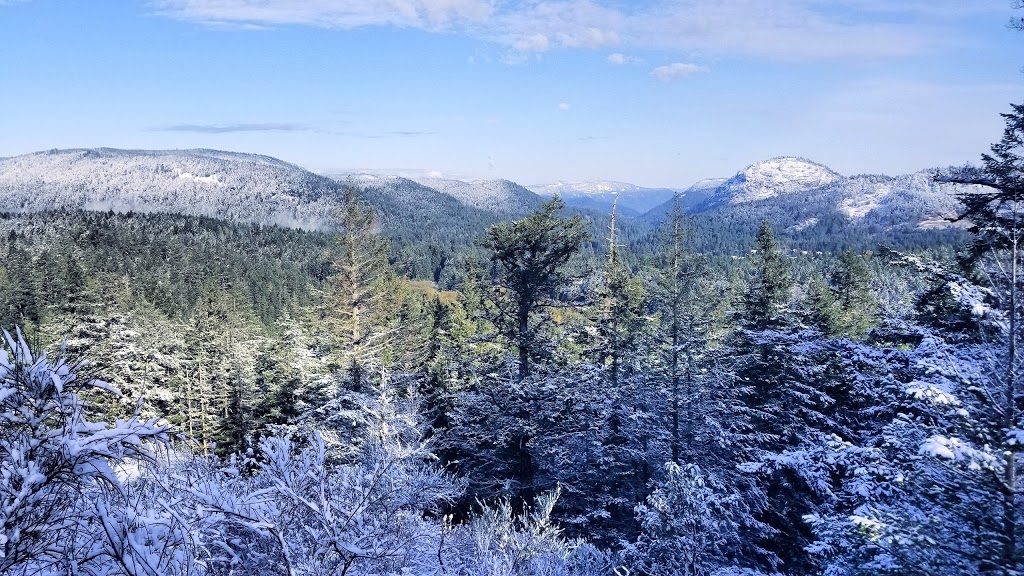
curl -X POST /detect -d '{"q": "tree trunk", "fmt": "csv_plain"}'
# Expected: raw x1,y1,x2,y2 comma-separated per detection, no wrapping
1005,233,1019,569
671,310,681,463
517,299,531,380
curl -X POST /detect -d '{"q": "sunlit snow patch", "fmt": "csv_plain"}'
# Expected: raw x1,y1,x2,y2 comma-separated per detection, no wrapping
175,170,222,185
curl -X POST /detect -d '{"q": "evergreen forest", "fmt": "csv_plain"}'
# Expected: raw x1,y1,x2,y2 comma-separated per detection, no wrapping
4,100,1024,576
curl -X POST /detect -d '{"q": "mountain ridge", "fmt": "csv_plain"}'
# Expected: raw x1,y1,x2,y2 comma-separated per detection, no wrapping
641,157,970,252
0,147,975,254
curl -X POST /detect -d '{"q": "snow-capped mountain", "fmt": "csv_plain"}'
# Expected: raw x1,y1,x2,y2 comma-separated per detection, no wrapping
702,157,843,207
527,180,676,214
648,157,963,223
643,157,971,251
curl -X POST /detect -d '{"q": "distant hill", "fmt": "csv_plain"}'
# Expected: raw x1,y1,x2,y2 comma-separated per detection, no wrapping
0,148,343,228
643,157,972,252
409,177,542,216
0,148,544,231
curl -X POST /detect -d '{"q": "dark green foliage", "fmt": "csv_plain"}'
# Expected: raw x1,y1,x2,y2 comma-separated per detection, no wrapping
2,244,39,329
810,250,878,339
479,197,590,380
743,220,794,329
0,209,332,326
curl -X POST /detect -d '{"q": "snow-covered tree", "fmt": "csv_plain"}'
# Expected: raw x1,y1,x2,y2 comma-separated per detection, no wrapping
447,487,617,576
175,380,462,576
802,324,1007,575
321,186,406,376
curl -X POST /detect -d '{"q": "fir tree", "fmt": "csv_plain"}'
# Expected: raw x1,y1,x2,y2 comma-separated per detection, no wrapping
743,220,794,330
809,251,878,340
478,196,589,380
322,187,404,375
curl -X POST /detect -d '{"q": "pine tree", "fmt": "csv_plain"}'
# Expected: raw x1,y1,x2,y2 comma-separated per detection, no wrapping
935,101,1024,571
811,250,877,339
322,186,404,376
628,463,740,576
594,197,647,388
652,194,722,466
727,222,834,572
478,196,589,380
743,220,794,330
181,282,262,453
3,246,39,330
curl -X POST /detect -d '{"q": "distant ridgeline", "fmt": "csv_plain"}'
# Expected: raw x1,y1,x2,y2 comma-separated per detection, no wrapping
0,149,972,269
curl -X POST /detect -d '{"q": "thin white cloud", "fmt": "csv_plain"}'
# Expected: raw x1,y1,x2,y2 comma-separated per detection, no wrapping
152,0,1001,62
556,27,618,48
607,53,626,65
558,102,571,111
152,0,492,30
154,122,313,133
651,63,707,81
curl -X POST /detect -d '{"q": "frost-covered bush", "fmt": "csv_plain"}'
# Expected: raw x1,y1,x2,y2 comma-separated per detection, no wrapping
171,386,464,576
0,329,175,574
445,488,619,576
0,330,615,576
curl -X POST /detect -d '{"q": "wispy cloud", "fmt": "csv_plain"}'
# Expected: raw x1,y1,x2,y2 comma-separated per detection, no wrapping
348,130,437,139
152,0,492,30
151,0,998,62
154,122,313,133
558,102,571,111
651,63,707,81
607,53,626,65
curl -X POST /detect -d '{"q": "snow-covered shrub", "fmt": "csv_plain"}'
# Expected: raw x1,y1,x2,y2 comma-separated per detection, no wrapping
446,487,619,576
176,385,463,576
0,329,174,574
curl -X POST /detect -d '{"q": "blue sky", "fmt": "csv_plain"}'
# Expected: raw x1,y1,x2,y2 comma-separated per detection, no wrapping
1,0,1022,187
